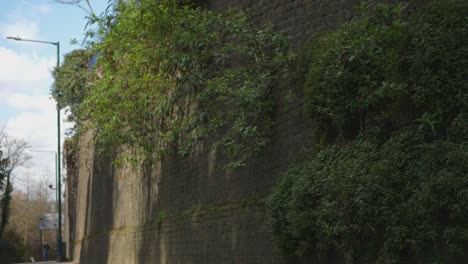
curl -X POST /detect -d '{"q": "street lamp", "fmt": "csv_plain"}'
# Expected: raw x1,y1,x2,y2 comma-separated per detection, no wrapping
8,36,64,261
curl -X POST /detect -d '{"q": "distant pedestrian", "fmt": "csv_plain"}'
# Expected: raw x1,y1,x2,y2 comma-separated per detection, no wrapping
41,241,50,261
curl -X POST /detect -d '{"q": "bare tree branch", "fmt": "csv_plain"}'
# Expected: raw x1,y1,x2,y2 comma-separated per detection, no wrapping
2,137,31,173
0,128,31,191
53,0,97,17
84,0,96,17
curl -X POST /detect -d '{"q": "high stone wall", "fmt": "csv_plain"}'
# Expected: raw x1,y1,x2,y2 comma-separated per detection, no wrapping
66,1,425,263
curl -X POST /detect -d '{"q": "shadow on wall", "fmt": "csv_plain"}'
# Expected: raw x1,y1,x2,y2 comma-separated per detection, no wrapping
134,138,289,264
79,144,115,264
136,155,169,264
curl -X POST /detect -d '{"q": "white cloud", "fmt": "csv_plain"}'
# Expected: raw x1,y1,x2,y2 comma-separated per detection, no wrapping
0,0,73,193
2,0,52,24
0,1,53,50
5,94,54,112
6,99,56,148
0,47,54,95
4,95,73,151
3,102,72,192
34,3,53,15
0,20,40,41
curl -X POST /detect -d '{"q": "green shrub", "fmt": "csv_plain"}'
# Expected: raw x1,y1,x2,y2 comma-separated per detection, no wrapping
303,0,467,144
271,0,468,262
271,133,467,263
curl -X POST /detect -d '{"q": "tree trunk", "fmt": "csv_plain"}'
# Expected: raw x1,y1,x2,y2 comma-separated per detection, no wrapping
0,174,13,238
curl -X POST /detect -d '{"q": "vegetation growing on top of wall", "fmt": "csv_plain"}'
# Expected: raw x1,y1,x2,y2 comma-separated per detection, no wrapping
52,49,90,128
270,0,467,262
66,0,292,167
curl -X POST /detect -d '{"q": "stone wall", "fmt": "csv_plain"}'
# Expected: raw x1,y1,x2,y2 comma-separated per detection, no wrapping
66,1,423,263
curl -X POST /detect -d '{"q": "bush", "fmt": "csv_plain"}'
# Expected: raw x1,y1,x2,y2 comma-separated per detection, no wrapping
271,134,467,263
303,0,467,144
270,1,468,262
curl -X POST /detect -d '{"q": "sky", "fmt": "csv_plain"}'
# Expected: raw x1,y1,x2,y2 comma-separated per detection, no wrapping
0,0,108,192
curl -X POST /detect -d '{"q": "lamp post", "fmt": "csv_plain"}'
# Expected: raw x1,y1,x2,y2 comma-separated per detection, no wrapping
7,36,64,261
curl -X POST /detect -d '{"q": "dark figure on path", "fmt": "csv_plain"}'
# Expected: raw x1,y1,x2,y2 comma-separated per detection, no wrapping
41,241,50,261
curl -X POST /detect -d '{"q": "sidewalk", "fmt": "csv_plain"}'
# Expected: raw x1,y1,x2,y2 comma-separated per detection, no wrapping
13,261,75,264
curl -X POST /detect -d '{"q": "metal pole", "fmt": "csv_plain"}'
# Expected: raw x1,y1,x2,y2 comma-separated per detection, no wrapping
56,41,64,261
55,148,59,260
55,152,58,214
55,153,58,219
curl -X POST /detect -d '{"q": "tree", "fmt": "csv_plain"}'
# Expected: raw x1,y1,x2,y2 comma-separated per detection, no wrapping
0,177,12,238
5,172,55,261
0,150,8,192
0,127,30,238
0,126,9,191
0,149,9,238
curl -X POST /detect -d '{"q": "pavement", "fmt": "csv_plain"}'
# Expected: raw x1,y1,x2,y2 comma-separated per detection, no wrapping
13,261,75,264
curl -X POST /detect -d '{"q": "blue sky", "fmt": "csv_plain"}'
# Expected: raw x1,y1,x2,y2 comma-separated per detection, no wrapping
0,0,108,190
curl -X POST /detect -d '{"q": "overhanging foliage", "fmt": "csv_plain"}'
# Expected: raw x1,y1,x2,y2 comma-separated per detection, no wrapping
52,49,90,126
80,0,292,166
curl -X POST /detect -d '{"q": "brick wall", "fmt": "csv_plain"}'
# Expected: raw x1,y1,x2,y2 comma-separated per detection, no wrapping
67,1,423,263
